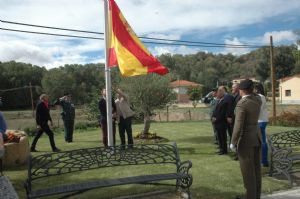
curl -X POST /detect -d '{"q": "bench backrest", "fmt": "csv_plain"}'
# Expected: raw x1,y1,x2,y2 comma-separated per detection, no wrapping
269,130,300,149
28,143,180,182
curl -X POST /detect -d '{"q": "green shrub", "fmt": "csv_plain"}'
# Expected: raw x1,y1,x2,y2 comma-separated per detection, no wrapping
75,121,99,130
24,126,64,136
23,126,37,136
269,111,300,127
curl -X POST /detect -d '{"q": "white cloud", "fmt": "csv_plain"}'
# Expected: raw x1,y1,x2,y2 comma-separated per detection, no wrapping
222,37,250,55
150,45,199,55
262,30,299,44
145,33,181,40
0,32,104,68
118,0,300,33
0,0,299,68
220,30,300,55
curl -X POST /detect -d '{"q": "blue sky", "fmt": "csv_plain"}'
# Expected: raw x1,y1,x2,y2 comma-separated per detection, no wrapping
0,0,299,69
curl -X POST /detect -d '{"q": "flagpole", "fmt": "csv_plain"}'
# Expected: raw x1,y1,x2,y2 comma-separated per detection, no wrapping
104,0,114,147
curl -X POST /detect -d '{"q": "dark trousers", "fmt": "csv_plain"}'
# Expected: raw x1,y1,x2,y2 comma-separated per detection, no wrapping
31,123,57,151
227,123,233,144
118,116,134,148
216,124,227,153
211,119,218,142
238,146,261,199
100,120,116,147
63,119,74,142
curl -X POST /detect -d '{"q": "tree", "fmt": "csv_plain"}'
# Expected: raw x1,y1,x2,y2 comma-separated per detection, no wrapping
42,68,75,102
0,61,45,109
120,74,175,136
256,46,296,82
187,86,203,108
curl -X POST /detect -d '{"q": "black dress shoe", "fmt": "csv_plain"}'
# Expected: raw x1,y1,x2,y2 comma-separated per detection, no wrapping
235,196,244,199
218,152,225,155
30,148,38,152
52,148,61,152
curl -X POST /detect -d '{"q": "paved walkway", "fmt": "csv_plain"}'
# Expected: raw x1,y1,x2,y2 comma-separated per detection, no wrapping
262,187,300,199
0,176,19,199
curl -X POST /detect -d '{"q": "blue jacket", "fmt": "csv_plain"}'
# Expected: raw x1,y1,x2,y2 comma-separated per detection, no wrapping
0,112,7,134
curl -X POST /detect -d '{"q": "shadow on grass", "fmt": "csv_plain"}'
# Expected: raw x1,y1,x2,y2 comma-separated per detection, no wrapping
177,136,214,144
178,147,196,154
2,165,27,172
191,185,240,199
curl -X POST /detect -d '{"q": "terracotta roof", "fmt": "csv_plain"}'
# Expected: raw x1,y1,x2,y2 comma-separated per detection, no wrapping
170,80,201,88
280,74,300,83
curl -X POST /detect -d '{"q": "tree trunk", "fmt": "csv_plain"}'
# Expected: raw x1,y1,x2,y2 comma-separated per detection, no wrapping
192,101,198,108
142,113,151,138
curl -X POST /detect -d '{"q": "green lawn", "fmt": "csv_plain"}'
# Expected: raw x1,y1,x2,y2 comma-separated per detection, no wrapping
4,121,298,199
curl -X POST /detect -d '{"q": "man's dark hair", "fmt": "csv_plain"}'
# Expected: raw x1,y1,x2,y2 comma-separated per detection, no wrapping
254,83,265,96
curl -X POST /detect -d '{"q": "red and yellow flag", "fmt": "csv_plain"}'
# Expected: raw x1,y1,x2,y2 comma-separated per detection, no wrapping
108,0,169,77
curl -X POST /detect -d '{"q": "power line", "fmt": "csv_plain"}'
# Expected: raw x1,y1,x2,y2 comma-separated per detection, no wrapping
0,19,103,35
0,27,104,40
143,40,262,48
0,85,41,93
0,27,265,49
0,19,266,48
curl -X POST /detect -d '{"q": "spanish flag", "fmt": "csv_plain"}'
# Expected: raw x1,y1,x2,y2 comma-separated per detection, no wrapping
108,0,169,76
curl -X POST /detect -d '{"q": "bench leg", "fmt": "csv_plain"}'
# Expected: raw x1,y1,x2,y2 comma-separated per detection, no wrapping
176,175,192,199
282,171,293,187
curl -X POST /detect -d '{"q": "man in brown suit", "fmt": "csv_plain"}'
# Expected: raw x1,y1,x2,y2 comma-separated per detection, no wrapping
230,79,262,199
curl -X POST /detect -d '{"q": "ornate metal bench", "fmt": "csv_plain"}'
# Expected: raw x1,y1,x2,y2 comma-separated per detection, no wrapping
268,130,300,186
24,143,192,199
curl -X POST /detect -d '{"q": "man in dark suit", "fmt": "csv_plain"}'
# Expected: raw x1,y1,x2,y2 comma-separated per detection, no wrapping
232,83,242,109
230,79,262,199
220,86,235,143
212,87,229,155
98,88,117,147
30,94,60,152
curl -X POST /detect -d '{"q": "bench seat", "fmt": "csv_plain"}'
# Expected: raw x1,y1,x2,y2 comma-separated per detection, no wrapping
29,173,187,198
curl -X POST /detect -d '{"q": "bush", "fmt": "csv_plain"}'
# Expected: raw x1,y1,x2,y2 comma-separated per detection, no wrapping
75,121,99,130
23,126,37,136
269,111,300,127
24,126,64,136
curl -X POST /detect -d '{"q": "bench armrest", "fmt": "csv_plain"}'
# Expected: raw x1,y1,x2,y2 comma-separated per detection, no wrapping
178,160,192,175
271,147,293,173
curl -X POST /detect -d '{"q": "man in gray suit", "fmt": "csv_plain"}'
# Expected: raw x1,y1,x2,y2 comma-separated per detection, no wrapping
230,79,262,199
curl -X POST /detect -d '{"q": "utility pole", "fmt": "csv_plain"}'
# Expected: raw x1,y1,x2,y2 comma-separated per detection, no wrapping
29,82,35,118
270,36,276,123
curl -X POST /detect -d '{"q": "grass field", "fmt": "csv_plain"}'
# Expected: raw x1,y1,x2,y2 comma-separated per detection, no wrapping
4,121,298,199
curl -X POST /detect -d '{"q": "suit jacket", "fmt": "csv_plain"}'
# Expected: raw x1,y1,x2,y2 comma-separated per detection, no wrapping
98,97,116,122
233,93,241,111
212,97,228,128
231,94,262,148
224,93,234,119
115,94,134,120
36,101,52,125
